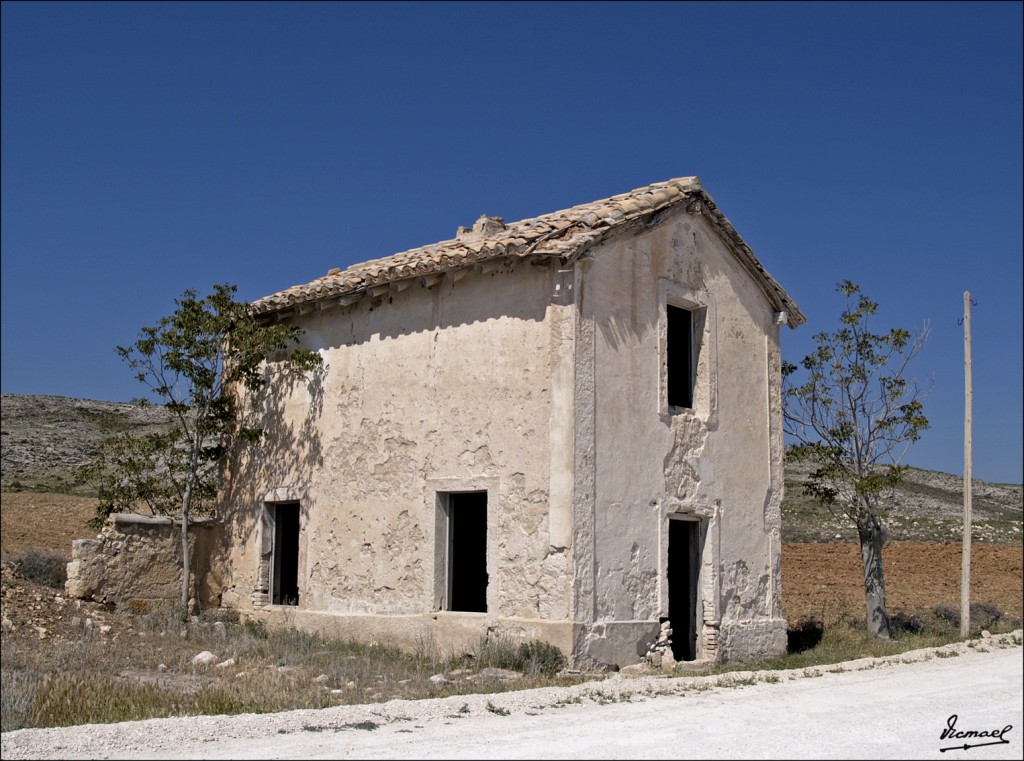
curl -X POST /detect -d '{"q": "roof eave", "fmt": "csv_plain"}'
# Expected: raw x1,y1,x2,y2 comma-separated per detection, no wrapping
688,188,806,329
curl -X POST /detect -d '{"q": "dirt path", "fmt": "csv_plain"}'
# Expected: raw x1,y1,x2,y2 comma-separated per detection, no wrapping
3,633,1021,760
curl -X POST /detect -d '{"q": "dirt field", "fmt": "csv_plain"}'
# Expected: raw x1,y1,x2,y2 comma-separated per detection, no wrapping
2,491,1022,627
0,491,98,559
782,542,1022,623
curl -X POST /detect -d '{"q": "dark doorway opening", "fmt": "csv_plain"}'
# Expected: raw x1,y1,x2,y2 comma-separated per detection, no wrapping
668,519,699,661
272,502,300,606
447,491,488,612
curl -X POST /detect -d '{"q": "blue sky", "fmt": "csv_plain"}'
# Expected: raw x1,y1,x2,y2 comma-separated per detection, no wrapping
2,1,1021,483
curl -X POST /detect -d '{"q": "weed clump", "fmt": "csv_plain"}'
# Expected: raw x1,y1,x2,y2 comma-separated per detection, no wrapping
888,611,924,636
485,700,510,716
920,602,1020,635
786,617,824,654
12,550,68,589
463,635,567,676
517,640,567,676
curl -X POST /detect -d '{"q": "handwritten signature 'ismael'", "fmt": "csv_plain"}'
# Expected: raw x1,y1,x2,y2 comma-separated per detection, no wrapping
940,714,1013,752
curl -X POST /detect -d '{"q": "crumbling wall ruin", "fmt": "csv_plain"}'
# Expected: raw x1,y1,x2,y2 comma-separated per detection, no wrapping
65,514,223,611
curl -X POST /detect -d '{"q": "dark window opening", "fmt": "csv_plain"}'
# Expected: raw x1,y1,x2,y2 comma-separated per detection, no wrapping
668,519,699,661
272,502,300,606
447,491,488,612
667,304,695,409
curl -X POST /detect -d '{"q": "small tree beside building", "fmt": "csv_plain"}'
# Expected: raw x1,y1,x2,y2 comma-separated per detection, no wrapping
84,283,321,610
782,280,929,639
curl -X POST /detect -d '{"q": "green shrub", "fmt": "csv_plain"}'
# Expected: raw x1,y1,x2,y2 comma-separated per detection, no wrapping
889,610,924,636
517,640,567,676
466,636,567,676
923,602,1020,635
242,617,269,639
468,634,521,671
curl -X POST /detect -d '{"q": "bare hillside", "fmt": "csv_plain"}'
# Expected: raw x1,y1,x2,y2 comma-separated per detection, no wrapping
783,459,1022,543
0,394,173,495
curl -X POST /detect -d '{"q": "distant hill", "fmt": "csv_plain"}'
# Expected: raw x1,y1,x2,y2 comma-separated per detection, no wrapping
1,394,173,495
1,393,1020,543
783,459,1021,544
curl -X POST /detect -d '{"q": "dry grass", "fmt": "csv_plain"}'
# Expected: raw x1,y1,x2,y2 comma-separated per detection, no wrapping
5,550,68,590
0,608,574,732
4,601,1019,732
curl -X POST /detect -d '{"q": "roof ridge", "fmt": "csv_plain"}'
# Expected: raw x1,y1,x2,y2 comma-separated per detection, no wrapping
253,177,703,313
342,175,701,269
252,176,805,328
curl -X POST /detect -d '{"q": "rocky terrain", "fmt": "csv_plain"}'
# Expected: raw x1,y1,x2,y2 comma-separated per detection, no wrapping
2,393,1020,543
1,394,173,496
783,459,1022,543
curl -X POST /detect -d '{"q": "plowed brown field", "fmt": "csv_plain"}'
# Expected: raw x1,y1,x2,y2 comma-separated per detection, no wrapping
782,542,1022,623
0,491,97,558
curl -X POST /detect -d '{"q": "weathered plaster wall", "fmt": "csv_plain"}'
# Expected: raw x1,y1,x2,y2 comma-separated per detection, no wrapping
578,209,787,665
217,262,575,652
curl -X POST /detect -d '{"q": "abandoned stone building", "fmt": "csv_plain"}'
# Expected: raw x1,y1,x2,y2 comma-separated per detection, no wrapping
212,176,806,668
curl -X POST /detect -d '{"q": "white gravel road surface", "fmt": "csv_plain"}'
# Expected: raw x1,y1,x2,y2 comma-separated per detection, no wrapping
3,633,1022,760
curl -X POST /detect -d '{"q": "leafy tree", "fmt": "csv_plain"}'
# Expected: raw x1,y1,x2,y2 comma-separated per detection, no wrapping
84,284,321,609
782,281,929,639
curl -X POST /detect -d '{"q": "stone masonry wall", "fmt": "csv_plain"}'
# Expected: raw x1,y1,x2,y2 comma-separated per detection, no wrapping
65,514,223,610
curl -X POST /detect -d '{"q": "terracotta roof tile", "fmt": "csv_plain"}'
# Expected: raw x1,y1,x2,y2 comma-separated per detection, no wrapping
253,176,805,327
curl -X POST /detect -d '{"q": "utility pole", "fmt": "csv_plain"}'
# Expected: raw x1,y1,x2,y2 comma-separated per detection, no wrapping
961,291,973,639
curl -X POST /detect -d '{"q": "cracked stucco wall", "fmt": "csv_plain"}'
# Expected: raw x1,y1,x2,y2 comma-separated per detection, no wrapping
577,210,787,665
217,262,575,651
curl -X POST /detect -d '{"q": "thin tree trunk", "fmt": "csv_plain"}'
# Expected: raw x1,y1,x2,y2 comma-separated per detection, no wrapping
180,436,202,612
856,504,890,639
180,484,191,611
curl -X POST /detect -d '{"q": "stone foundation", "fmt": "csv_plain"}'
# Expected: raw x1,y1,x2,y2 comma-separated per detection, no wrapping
574,620,663,669
717,617,788,662
246,607,582,661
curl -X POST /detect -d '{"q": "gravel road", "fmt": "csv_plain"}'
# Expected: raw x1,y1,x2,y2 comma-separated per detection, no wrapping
4,633,1022,760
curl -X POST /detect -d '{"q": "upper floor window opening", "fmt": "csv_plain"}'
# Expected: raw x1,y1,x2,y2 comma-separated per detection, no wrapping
667,303,699,410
